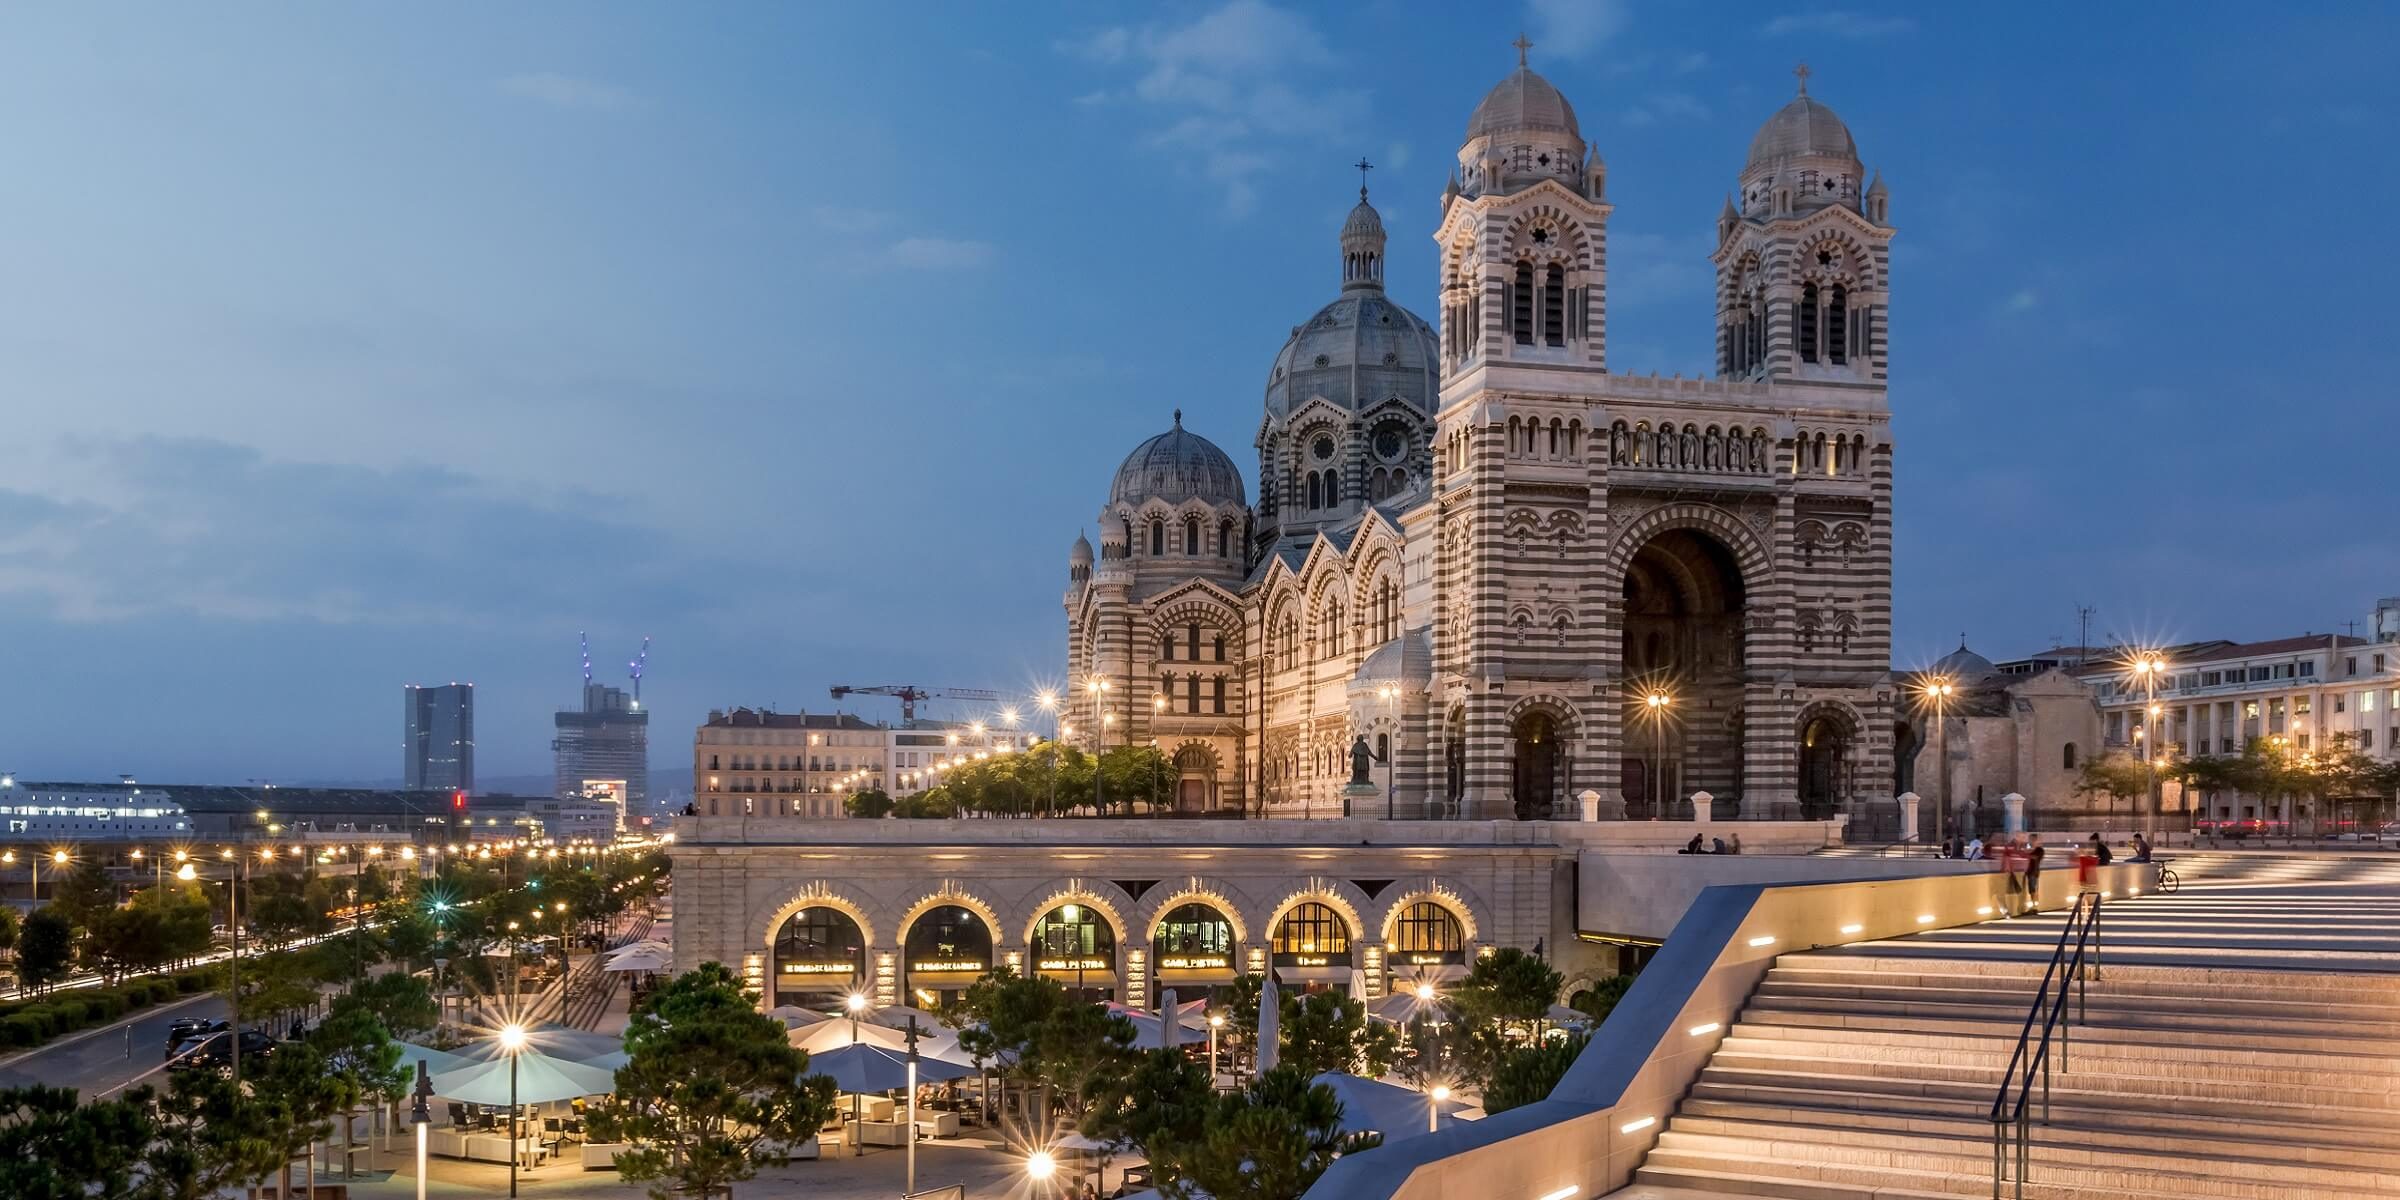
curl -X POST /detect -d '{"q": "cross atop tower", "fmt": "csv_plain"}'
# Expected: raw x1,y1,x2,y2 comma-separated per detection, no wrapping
1353,156,1373,200
1512,33,1533,67
1794,61,1812,96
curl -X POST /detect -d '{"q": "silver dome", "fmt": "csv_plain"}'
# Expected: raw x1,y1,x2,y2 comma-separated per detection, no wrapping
1466,66,1580,141
1264,293,1438,419
1109,413,1246,508
1745,95,1858,171
1929,642,2000,681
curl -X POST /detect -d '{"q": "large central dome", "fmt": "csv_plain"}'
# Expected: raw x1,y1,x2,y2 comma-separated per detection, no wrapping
1262,292,1438,419
1109,413,1245,508
1745,95,1858,171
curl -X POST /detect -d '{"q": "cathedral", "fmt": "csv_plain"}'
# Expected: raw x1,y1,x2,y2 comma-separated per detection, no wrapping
1064,52,1898,823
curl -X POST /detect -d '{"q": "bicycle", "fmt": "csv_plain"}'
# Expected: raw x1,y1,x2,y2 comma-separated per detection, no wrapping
2151,859,2179,894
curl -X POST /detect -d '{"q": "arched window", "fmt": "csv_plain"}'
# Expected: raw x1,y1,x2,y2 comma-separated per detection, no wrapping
1272,901,1352,962
1542,265,1565,345
1186,623,1202,660
1211,675,1226,713
1149,520,1164,556
1212,635,1226,662
1154,902,1234,959
1511,262,1534,344
1185,673,1200,714
1390,901,1465,962
1375,732,1389,761
1219,519,1235,557
1798,282,1821,363
1306,473,1322,510
1184,517,1201,556
772,906,865,1006
2063,742,2079,770
1323,468,1340,505
1161,632,1175,661
1827,284,1849,365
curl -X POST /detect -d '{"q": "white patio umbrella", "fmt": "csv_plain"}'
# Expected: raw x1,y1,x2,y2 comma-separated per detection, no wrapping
604,944,672,973
791,1015,973,1066
1158,988,1182,1051
1255,971,1280,1073
1309,1072,1472,1142
393,1041,474,1077
801,1042,975,1092
430,1054,617,1106
767,1005,832,1029
447,1024,630,1071
863,1004,944,1031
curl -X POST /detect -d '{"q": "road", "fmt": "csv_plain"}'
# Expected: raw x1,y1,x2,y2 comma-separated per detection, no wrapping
0,991,226,1098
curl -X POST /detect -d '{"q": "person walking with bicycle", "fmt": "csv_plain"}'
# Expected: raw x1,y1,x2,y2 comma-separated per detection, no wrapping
2023,834,2047,915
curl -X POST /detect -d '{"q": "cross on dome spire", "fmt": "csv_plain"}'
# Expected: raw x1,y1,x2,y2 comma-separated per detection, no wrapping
1172,408,1183,428
1353,156,1373,200
1794,61,1812,96
1512,33,1533,67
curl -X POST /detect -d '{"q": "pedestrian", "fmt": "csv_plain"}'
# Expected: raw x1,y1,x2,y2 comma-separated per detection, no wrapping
1964,834,1985,861
2090,833,2113,866
1998,837,2026,915
2024,834,2046,913
2131,831,2153,863
1727,832,1743,855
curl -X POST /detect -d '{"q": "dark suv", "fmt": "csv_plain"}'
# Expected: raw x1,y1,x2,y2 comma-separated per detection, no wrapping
164,1018,229,1058
167,1030,277,1072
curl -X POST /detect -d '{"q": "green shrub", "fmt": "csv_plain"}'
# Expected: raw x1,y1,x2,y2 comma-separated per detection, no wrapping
0,1013,44,1047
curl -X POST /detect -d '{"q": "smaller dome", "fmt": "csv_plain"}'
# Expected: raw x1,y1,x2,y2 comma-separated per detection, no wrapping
1929,642,1999,682
1745,95,1857,172
1109,412,1245,508
1467,67,1579,141
1070,532,1093,564
1348,626,1434,697
1341,197,1383,240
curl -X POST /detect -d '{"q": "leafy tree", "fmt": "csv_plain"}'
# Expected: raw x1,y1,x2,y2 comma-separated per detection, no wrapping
842,788,895,819
2073,750,2152,811
136,882,216,967
892,790,957,819
1150,1066,1379,1200
330,971,439,1040
1484,1031,1589,1114
1568,973,1636,1022
84,902,173,983
1081,1046,1213,1156
380,910,439,969
589,962,836,1200
0,906,20,955
1220,972,1266,1063
249,1037,343,1200
1454,946,1564,1028
50,859,118,931
1277,989,1398,1078
306,1009,406,1180
954,968,1136,1129
15,908,75,994
0,1084,153,1197
133,1071,287,1200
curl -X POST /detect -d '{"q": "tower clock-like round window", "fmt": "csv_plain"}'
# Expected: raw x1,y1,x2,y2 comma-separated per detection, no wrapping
1373,426,1405,462
1312,435,1336,461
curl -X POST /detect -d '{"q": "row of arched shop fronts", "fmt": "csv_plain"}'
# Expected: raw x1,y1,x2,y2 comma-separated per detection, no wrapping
758,891,1479,1012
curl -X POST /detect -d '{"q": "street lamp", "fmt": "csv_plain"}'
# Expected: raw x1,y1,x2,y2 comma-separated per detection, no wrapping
1429,1083,1452,1133
1038,691,1062,816
1643,691,1674,817
1920,677,1957,845
410,1061,434,1200
2129,652,2168,839
844,992,871,1154
1208,1012,1226,1081
498,1023,527,1198
1026,1149,1059,1188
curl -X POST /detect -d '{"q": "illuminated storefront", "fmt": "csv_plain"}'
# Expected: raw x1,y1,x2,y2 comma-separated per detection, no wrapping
904,904,994,1009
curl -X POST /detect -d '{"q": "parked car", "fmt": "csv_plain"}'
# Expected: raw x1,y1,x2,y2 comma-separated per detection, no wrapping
166,1029,277,1072
164,1017,228,1058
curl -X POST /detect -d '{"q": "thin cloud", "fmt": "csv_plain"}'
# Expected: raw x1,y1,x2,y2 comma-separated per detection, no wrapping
1760,11,1917,38
889,237,996,270
2003,288,2040,313
1056,0,1365,217
1527,0,1629,57
499,72,640,112
1621,91,1711,127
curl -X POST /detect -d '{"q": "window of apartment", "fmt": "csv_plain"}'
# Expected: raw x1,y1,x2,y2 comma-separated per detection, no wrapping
2202,671,2222,686
2298,696,2313,715
2249,667,2270,681
2333,695,2345,713
2363,691,2377,713
2269,699,2285,718
2297,733,2312,751
2300,661,2315,677
2244,701,2260,719
2346,656,2360,676
2361,729,2376,749
2377,654,2389,672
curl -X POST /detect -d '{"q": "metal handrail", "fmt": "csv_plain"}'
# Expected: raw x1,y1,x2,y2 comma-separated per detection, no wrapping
1989,891,2102,1200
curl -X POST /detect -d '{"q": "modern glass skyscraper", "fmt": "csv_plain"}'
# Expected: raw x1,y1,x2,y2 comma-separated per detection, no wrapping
403,683,475,792
554,682,648,808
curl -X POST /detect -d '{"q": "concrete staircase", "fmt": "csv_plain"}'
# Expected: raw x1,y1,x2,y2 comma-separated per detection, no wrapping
1612,878,2400,1199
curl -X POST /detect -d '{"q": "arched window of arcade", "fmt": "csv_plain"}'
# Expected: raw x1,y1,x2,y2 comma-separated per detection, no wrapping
904,904,993,1010
1386,900,1468,985
1272,901,1354,986
1031,902,1117,1002
770,907,865,1009
1153,902,1239,1000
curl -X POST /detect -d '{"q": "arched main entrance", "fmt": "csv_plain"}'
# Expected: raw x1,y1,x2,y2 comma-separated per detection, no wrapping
1386,899,1468,987
1798,714,1851,820
902,905,993,1009
1031,903,1117,1002
770,906,865,1009
1511,711,1562,820
1173,745,1219,814
1622,528,1748,812
1271,901,1355,990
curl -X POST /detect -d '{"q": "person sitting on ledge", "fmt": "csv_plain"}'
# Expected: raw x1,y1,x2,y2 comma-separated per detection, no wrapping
1681,833,1704,854
1710,836,1729,855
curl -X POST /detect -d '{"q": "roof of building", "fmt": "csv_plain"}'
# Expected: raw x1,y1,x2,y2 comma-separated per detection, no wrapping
1929,642,2000,681
1746,93,1859,171
702,709,884,730
1467,65,1579,141
1109,412,1246,508
2169,633,2369,665
1264,290,1437,420
2,782,464,815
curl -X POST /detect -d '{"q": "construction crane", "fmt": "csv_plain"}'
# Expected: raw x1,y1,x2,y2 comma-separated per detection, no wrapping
828,684,1003,722
629,636,651,704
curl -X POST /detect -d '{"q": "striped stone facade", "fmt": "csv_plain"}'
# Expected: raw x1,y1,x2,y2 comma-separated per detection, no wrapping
1064,59,1897,825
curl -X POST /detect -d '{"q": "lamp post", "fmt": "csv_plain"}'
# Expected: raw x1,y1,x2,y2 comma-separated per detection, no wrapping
1428,1083,1451,1134
498,1023,527,1198
1038,692,1061,816
1922,677,1956,845
2131,652,2166,840
1643,691,1672,818
1026,1149,1059,1196
410,1061,434,1200
1086,677,1112,814
1208,1012,1225,1083
845,991,870,1155
904,1016,922,1196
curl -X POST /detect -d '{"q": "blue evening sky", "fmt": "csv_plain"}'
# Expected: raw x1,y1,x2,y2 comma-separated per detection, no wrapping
2,3,2392,785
